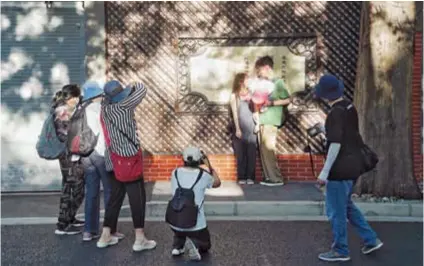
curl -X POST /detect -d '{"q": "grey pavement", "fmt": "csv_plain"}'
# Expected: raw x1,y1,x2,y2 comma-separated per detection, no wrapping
1,221,422,266
1,182,323,218
2,181,422,221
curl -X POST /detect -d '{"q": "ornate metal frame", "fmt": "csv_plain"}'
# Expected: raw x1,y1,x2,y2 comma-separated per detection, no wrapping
175,34,319,114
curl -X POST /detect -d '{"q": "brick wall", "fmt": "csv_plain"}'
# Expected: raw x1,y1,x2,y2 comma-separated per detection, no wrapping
143,154,324,182
412,32,423,182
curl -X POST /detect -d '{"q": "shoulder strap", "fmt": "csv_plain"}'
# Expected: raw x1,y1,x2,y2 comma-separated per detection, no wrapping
174,169,182,188
101,110,139,149
190,169,204,190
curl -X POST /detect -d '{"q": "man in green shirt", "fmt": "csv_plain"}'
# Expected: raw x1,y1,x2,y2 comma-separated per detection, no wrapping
253,56,291,186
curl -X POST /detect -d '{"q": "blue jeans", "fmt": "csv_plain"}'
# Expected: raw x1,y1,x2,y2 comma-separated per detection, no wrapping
325,180,378,256
82,152,111,234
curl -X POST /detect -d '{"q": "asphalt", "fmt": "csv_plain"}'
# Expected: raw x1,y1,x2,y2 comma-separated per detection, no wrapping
1,182,323,218
1,221,422,266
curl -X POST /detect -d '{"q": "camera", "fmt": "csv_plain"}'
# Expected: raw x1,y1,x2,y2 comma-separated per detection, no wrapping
200,151,213,172
307,123,325,138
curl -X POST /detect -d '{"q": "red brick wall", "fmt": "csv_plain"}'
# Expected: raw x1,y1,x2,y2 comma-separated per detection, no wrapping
143,154,324,182
412,32,423,182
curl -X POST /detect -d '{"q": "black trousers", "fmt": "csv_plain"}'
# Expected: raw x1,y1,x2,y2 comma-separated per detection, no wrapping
57,157,85,229
233,137,257,180
103,172,146,233
172,227,211,253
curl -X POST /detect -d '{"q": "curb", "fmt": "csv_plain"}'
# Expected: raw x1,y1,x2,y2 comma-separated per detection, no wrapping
79,200,423,220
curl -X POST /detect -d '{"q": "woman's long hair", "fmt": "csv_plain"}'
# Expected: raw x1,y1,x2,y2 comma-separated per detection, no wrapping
232,72,247,96
52,84,81,107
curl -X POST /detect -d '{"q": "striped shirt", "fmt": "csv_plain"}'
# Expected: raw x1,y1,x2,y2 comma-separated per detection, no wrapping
101,83,147,171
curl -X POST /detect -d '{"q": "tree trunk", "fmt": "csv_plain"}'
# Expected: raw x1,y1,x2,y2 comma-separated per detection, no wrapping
354,1,421,199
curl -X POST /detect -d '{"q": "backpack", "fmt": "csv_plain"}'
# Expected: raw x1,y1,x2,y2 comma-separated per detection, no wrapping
165,168,204,229
67,101,98,157
36,111,67,160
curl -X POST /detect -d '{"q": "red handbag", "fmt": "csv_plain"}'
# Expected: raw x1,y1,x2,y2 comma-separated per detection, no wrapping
100,113,143,182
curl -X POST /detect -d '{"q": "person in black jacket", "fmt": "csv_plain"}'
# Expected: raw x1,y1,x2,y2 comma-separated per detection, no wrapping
52,84,85,235
314,75,383,262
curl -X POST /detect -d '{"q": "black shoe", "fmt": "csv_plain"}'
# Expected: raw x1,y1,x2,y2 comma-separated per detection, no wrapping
71,218,85,227
260,179,284,186
55,225,81,235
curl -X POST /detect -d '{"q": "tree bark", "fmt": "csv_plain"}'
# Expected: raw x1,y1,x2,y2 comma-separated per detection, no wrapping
354,1,421,199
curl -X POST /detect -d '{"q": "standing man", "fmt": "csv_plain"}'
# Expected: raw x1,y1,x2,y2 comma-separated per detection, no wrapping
249,56,291,186
315,74,383,262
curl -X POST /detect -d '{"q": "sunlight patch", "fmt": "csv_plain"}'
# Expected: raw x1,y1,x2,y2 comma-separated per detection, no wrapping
17,76,44,100
1,48,34,81
1,14,11,31
15,7,48,41
50,63,70,90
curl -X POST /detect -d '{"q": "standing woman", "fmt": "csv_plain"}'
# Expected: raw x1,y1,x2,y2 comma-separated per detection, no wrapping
52,84,85,235
80,82,114,241
97,80,156,252
230,73,257,185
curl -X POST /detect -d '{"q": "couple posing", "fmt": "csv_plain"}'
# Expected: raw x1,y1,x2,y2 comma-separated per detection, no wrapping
48,81,155,252
230,56,291,186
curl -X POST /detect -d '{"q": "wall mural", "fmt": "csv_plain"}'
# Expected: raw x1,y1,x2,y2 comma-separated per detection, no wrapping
175,35,319,114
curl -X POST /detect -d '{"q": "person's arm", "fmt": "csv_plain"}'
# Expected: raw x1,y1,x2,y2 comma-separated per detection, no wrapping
230,93,242,137
120,82,147,109
266,79,291,106
318,143,341,181
318,108,344,182
210,168,221,188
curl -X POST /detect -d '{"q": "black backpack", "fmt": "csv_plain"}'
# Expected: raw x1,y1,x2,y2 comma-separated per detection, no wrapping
165,168,204,229
67,101,98,157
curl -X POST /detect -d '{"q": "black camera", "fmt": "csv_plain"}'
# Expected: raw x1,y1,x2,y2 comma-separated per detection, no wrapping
200,151,213,172
307,123,325,138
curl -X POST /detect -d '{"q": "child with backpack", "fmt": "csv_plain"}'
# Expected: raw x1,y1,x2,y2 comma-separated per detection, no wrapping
165,147,221,261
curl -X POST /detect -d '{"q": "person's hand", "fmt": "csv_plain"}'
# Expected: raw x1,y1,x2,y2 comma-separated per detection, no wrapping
235,128,242,139
317,170,328,186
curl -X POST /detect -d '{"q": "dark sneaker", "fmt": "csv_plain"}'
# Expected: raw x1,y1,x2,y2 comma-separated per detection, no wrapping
362,239,383,255
260,179,284,186
71,218,85,227
55,225,81,235
185,237,201,261
318,250,351,262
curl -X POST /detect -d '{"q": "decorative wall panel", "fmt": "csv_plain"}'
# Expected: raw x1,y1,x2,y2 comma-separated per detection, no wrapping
105,1,362,155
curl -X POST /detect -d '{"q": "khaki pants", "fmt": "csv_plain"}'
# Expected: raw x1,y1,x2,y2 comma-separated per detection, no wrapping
258,125,283,182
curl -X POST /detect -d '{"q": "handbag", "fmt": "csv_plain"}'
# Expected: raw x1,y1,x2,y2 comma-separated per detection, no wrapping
359,143,379,175
100,111,143,182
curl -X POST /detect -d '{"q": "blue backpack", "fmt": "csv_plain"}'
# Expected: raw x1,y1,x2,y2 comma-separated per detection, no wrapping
36,111,67,160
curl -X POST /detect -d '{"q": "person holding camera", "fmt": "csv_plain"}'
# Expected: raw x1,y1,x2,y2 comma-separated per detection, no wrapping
166,147,221,261
314,74,383,262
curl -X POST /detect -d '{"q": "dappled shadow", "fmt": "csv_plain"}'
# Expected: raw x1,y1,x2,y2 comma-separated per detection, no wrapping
1,2,90,191
105,1,363,155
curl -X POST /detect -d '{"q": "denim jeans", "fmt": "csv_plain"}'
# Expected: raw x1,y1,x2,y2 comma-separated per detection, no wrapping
325,180,378,256
82,151,111,234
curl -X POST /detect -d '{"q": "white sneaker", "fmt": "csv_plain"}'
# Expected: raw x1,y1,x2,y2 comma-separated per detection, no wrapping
246,179,255,185
171,248,185,256
132,238,157,252
238,180,246,185
96,236,119,248
184,238,201,261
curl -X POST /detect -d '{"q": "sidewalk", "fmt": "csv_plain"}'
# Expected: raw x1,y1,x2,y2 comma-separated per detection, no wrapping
1,182,422,223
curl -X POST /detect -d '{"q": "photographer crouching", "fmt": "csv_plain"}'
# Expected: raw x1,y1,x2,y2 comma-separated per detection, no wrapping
165,147,221,261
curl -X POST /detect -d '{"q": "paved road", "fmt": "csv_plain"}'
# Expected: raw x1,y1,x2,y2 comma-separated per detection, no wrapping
1,221,422,266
